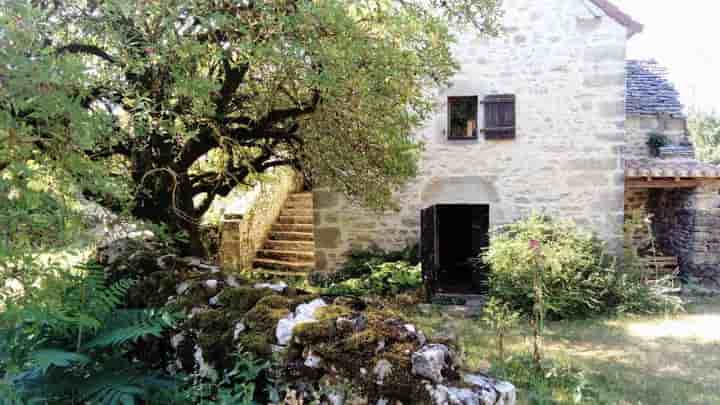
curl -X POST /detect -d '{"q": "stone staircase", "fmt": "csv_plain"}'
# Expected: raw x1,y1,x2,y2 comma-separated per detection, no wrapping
252,192,315,274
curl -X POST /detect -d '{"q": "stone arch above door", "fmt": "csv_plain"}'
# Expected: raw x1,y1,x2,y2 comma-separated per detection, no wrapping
421,176,500,207
420,176,506,224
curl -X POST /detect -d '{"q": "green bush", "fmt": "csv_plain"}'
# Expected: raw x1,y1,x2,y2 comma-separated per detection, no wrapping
490,353,601,405
484,215,679,320
325,261,422,296
647,132,670,156
309,245,419,288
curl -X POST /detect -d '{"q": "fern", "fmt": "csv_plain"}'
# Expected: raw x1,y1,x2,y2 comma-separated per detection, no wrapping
0,260,179,404
31,349,90,374
84,309,178,349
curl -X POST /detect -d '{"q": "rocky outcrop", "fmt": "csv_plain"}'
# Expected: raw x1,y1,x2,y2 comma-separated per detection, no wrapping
97,238,515,405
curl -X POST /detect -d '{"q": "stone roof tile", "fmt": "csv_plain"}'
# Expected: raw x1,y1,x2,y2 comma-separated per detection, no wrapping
625,159,720,178
626,60,684,116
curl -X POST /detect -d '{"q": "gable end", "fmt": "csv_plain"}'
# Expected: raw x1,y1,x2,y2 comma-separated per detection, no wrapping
588,0,643,37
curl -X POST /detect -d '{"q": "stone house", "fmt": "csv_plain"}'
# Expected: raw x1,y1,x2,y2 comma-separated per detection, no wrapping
219,0,720,293
308,0,720,294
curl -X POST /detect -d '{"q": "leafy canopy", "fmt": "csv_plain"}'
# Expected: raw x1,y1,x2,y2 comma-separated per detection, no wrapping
689,111,720,164
1,0,503,253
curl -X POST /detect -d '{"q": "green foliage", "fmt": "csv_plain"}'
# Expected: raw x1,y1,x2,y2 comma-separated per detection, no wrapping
484,215,615,320
325,261,422,296
310,245,420,287
484,214,680,320
315,245,422,296
173,351,270,405
647,132,670,156
490,353,601,405
0,261,179,404
1,0,503,250
689,111,720,164
481,298,521,359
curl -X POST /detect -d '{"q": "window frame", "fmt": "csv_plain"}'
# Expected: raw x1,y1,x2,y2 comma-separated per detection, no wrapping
446,96,479,140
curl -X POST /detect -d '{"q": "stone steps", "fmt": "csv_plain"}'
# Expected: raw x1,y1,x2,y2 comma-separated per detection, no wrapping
264,240,315,251
276,215,314,225
256,249,314,262
252,192,316,273
283,208,314,217
268,231,315,241
253,258,315,272
272,223,314,233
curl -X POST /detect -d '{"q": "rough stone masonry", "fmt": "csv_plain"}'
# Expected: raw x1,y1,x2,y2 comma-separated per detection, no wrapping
314,0,630,271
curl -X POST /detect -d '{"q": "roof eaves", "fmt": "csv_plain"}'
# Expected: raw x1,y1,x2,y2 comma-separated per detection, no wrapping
588,0,644,37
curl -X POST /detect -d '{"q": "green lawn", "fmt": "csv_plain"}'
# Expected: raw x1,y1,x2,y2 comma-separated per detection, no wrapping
408,299,720,405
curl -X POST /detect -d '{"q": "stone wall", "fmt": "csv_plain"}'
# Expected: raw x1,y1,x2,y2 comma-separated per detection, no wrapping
625,115,688,159
314,0,629,271
686,183,720,287
647,188,695,263
221,167,303,271
624,188,649,215
638,183,720,287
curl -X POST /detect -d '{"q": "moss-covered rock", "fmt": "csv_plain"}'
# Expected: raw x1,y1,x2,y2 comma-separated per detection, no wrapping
315,304,353,321
292,319,337,345
221,286,274,312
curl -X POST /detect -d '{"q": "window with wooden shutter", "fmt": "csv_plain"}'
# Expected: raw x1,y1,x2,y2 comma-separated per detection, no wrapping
447,96,478,140
483,95,515,139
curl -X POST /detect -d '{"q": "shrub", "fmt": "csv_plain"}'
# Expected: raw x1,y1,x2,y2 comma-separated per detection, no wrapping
647,132,670,156
325,261,422,296
481,298,521,360
484,215,681,320
490,353,600,405
484,215,615,320
309,245,419,288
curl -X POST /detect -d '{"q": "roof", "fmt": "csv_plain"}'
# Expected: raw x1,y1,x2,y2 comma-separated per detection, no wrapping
588,0,643,37
625,159,720,179
626,60,685,116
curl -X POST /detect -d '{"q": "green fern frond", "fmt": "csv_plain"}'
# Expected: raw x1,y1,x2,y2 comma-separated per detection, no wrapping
78,359,178,405
84,309,178,349
31,349,90,374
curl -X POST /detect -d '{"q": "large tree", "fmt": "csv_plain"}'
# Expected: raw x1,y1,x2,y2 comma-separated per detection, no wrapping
1,0,503,255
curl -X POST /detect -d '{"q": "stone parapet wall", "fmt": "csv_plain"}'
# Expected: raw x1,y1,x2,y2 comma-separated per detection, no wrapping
625,115,688,159
314,0,628,271
220,167,303,271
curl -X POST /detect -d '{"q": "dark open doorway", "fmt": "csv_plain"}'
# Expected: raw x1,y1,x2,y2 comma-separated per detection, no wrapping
421,204,489,296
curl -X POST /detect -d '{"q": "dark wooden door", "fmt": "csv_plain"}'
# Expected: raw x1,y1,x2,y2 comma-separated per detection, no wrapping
421,206,439,300
470,205,490,256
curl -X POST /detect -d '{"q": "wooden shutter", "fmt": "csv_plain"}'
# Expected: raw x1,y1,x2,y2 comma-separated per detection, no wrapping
421,206,439,300
483,95,516,139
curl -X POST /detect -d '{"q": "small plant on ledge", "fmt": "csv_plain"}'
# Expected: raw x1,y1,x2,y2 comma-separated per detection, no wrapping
647,132,670,156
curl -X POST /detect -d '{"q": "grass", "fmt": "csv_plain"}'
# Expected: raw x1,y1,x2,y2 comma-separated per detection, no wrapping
408,298,720,405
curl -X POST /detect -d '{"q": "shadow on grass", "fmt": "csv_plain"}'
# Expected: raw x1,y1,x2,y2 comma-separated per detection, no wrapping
408,300,720,405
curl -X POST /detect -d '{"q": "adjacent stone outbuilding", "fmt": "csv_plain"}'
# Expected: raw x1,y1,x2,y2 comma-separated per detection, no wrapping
624,60,720,288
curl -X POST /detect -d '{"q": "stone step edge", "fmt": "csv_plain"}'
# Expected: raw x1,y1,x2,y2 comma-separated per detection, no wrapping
257,249,315,257
252,258,315,268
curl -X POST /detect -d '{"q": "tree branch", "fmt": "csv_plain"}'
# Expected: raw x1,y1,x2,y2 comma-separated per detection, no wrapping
216,60,249,114
56,44,118,64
